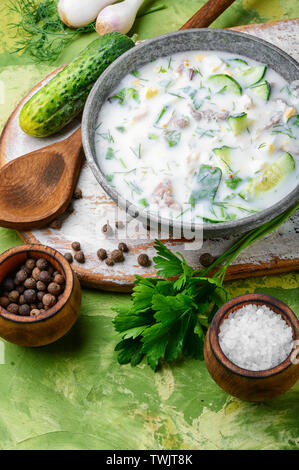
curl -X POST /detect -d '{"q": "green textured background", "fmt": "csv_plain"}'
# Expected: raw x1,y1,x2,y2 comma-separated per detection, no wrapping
0,0,298,450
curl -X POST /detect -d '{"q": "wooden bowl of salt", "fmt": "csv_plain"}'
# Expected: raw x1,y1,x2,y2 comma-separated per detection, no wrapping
204,293,299,402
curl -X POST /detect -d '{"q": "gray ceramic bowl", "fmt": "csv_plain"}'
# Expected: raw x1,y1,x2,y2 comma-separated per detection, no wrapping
82,29,299,238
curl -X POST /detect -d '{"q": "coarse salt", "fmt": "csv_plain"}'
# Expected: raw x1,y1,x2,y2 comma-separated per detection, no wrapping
219,303,294,371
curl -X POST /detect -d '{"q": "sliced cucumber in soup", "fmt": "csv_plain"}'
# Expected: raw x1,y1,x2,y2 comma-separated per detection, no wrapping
213,146,234,173
207,74,242,95
240,152,295,199
250,80,271,101
234,65,266,88
228,113,248,135
228,58,248,66
287,114,299,127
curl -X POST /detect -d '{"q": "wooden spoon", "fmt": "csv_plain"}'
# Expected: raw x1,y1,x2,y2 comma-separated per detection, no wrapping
0,0,235,230
0,127,83,230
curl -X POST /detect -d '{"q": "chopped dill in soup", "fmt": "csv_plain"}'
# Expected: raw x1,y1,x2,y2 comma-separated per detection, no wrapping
95,50,299,223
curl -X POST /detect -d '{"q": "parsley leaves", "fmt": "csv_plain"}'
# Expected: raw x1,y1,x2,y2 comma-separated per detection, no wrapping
113,240,228,370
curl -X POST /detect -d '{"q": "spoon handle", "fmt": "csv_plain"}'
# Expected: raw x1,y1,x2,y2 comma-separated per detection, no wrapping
180,0,236,30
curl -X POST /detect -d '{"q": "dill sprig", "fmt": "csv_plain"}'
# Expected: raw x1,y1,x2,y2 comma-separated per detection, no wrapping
7,0,96,63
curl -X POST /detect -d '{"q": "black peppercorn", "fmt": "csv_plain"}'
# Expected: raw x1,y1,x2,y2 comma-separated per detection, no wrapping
21,265,32,275
74,251,85,263
50,219,62,230
48,282,61,296
0,297,9,308
24,289,36,304
7,303,19,314
105,258,114,266
102,223,113,236
19,304,30,316
19,295,25,305
37,291,45,302
115,221,124,229
54,274,65,285
118,242,129,253
30,309,40,317
32,267,41,281
64,253,73,263
15,269,28,283
8,290,19,303
42,294,56,308
73,187,82,199
137,254,151,267
110,249,124,263
24,278,36,289
36,258,48,270
199,253,214,267
25,259,36,270
97,248,107,261
36,281,46,291
38,271,51,284
71,241,81,251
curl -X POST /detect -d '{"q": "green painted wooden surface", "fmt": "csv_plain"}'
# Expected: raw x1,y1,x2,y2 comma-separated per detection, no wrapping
0,0,298,450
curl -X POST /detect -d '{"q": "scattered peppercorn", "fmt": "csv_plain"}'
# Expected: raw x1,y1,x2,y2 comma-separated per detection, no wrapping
118,242,129,253
97,248,107,261
199,253,214,267
74,251,85,263
102,223,113,236
137,253,151,267
64,253,73,263
110,249,124,263
49,219,62,230
73,187,82,199
105,258,114,266
71,241,81,251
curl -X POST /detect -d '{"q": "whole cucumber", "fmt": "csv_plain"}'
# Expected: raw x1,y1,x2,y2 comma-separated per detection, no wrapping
19,33,135,137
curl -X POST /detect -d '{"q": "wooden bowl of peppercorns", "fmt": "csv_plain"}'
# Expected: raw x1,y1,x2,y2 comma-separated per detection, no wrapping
0,244,81,347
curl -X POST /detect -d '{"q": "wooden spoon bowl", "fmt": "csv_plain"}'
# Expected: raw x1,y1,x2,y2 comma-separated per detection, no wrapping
0,127,83,230
204,293,299,401
0,244,81,347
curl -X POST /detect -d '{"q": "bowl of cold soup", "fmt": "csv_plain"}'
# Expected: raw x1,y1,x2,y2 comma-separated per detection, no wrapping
82,29,299,237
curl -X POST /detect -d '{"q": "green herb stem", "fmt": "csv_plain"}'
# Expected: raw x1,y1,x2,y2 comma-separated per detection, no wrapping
198,203,299,281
